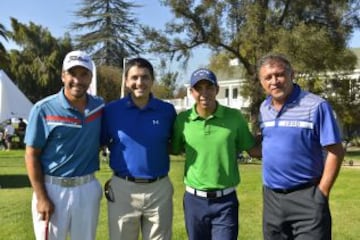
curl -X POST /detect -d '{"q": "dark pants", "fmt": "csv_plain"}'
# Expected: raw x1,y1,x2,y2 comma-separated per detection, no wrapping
184,191,238,240
4,135,13,150
263,185,332,240
18,133,25,148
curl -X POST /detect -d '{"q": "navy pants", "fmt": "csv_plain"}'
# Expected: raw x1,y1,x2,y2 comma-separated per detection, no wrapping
263,185,332,240
183,191,239,240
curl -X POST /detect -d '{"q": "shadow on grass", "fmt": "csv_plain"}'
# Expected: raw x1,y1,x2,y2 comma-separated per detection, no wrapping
0,174,30,188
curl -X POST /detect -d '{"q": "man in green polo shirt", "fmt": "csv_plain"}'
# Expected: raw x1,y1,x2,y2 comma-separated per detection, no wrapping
172,68,261,240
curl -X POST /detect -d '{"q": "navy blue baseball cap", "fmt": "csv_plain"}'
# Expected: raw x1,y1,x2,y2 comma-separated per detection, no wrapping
190,68,218,87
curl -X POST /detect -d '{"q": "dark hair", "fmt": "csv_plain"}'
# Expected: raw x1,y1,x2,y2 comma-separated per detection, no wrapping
124,57,155,80
256,53,293,78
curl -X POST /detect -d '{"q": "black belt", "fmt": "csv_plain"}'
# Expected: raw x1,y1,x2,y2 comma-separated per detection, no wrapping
115,173,167,183
271,181,317,194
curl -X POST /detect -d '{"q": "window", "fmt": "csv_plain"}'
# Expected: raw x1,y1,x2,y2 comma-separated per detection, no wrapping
233,88,238,98
225,88,229,98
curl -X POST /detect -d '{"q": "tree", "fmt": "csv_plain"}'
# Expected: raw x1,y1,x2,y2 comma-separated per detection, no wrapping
152,59,179,99
0,23,9,69
7,18,73,102
142,0,360,131
70,0,143,67
174,86,187,98
321,74,360,140
208,53,245,80
97,65,122,102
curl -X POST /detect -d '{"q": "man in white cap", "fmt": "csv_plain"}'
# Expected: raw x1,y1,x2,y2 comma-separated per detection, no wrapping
25,50,105,240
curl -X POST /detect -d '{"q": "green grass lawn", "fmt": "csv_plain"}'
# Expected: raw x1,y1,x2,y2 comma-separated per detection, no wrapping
0,150,359,239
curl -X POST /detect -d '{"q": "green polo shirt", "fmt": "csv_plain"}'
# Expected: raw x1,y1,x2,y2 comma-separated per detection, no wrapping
172,103,255,190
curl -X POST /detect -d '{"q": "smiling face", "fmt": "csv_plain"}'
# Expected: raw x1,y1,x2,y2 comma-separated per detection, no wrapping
125,65,153,106
258,60,294,107
61,66,92,101
191,79,219,117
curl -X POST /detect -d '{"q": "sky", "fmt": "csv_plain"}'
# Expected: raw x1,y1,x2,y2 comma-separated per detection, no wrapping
0,0,359,84
0,0,211,84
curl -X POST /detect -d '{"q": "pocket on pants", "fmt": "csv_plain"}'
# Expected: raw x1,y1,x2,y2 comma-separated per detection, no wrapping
313,186,328,204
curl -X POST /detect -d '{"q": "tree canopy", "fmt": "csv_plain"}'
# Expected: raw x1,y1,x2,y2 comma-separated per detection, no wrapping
1,0,360,137
142,0,360,130
6,18,72,102
0,23,9,69
71,0,143,67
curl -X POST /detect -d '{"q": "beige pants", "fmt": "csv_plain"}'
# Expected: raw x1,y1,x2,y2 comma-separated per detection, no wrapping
107,175,173,240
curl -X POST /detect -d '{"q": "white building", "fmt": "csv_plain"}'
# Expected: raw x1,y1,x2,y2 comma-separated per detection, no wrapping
165,48,360,112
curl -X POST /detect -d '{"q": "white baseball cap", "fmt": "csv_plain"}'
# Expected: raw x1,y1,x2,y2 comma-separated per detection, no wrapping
62,50,93,72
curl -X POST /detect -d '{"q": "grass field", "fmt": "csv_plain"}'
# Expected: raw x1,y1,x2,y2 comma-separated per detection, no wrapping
0,150,359,239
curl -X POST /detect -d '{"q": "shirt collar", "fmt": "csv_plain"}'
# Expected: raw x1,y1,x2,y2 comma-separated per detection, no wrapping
58,87,94,111
58,88,75,110
189,101,225,120
124,93,157,110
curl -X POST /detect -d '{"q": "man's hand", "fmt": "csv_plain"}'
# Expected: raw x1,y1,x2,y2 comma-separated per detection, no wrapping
37,196,54,222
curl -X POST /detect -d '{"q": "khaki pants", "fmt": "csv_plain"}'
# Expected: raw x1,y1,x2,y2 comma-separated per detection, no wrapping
107,175,173,240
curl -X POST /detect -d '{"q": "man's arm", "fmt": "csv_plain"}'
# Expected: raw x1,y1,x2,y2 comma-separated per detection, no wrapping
25,146,54,222
318,143,344,198
246,133,262,158
246,145,262,158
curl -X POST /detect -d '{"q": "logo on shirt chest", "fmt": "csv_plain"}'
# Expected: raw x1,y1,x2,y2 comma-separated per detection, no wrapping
152,120,160,125
278,120,313,129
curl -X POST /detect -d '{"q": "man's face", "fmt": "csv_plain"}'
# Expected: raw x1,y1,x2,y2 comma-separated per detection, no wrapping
258,61,294,104
125,66,153,100
190,80,219,111
61,66,92,100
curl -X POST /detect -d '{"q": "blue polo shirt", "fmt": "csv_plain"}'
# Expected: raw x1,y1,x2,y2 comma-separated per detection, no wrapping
101,94,176,178
25,88,104,177
259,84,341,189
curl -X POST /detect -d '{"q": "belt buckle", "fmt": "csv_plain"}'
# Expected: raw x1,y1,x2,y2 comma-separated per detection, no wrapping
133,178,151,183
279,189,289,194
206,191,219,199
61,178,74,187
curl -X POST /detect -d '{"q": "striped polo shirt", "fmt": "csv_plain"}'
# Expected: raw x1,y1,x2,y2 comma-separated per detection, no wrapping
25,88,104,177
259,84,342,189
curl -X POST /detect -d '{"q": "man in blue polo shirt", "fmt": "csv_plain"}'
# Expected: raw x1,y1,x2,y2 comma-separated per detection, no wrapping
25,50,104,240
101,57,176,240
257,53,344,240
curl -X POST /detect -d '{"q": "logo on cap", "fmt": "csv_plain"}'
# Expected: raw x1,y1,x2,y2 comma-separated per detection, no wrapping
67,55,91,63
63,50,93,72
190,68,217,87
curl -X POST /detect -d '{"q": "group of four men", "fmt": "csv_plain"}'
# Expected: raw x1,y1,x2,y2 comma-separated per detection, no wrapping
24,50,343,240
